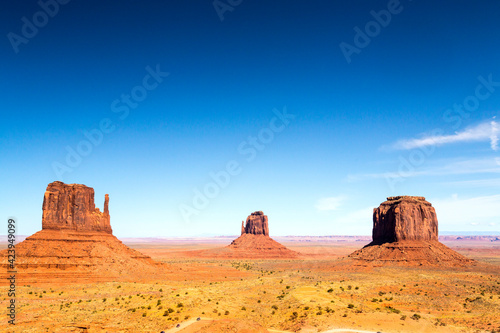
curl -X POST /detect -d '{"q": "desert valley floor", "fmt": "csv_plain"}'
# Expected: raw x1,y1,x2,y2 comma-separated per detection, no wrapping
1,236,499,333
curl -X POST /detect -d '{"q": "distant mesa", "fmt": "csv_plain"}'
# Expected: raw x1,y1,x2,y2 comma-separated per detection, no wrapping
349,196,474,266
0,181,163,283
226,211,298,258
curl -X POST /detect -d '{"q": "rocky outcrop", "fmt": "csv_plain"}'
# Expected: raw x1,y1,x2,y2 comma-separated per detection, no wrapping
243,211,269,236
42,181,112,233
349,196,473,266
372,196,438,244
225,211,296,258
192,211,298,259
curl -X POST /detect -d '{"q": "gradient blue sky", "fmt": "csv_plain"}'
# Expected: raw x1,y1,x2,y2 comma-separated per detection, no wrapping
2,0,500,237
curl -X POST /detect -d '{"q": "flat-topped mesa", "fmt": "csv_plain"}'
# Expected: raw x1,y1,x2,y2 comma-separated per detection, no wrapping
242,211,269,236
348,195,473,266
372,196,437,244
42,181,112,233
386,195,427,202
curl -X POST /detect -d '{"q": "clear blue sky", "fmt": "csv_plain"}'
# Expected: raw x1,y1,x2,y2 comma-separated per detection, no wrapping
1,0,500,237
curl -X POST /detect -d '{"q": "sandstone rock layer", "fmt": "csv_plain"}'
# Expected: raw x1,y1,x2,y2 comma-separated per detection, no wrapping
3,229,160,283
349,196,473,266
225,233,298,259
348,240,472,266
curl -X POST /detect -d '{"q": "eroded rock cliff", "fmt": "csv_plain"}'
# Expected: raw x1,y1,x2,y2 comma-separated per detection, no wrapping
42,181,112,233
372,196,438,244
243,211,269,236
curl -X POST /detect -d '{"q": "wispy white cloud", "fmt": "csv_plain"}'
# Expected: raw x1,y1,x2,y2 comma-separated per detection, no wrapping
347,157,500,182
315,196,344,211
490,119,499,151
443,177,500,188
389,120,499,151
432,194,500,229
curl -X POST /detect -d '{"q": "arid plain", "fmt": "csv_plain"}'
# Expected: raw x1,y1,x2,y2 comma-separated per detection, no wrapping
1,183,499,333
1,236,499,333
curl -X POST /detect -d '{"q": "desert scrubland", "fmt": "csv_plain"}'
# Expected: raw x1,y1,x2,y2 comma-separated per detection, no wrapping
1,237,499,333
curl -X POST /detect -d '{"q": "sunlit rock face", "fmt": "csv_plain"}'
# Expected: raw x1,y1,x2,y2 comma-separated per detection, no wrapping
42,181,112,233
242,211,269,236
372,196,438,244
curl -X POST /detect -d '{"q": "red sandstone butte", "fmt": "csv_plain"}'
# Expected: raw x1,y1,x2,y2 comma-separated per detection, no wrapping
0,181,163,284
225,211,297,258
42,181,112,233
372,196,438,244
349,196,473,266
188,211,298,259
242,211,269,236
